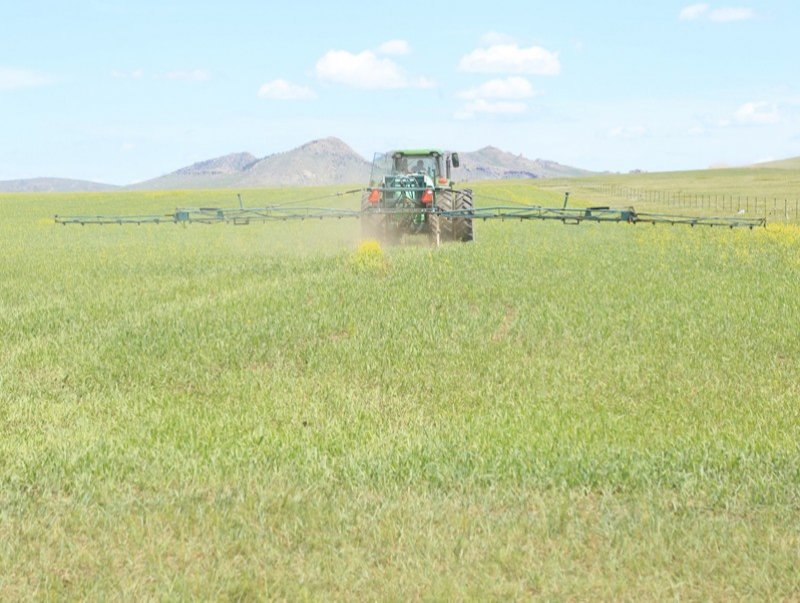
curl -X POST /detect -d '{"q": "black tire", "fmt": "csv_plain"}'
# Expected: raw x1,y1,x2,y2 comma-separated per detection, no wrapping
436,188,473,243
454,189,474,242
437,189,457,242
427,211,440,247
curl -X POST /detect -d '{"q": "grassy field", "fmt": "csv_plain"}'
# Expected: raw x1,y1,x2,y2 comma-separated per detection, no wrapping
1,170,799,599
530,165,800,222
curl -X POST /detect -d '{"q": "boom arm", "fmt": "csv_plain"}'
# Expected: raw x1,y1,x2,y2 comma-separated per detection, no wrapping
55,201,766,229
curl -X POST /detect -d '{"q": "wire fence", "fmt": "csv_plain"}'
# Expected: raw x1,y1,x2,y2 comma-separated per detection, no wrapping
589,184,799,222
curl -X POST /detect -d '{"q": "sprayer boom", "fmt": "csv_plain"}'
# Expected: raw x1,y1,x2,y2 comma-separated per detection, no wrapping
55,200,765,230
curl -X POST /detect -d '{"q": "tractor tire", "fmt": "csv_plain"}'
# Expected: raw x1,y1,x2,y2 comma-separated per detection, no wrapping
360,190,382,241
436,189,474,243
427,211,440,247
454,189,474,242
436,189,457,242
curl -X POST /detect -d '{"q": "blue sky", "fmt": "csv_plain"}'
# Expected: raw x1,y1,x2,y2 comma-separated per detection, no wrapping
1,0,798,184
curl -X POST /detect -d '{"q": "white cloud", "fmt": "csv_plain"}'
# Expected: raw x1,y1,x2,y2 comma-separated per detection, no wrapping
458,44,561,75
377,40,411,56
679,3,709,20
454,99,528,120
679,4,755,22
709,7,755,22
480,31,517,46
258,79,316,100
735,101,779,124
416,76,437,89
0,67,52,90
458,77,536,100
111,69,144,79
315,49,432,89
609,126,648,139
160,69,211,82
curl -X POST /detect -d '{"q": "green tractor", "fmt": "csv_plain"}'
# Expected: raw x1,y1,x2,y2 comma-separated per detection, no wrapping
361,149,474,244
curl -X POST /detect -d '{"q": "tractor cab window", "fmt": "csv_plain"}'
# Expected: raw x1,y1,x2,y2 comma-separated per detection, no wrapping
370,152,394,185
384,152,443,178
404,156,438,178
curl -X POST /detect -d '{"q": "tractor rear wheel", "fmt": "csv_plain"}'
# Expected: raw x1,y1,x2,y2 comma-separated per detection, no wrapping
454,189,474,242
436,188,474,243
436,189,456,242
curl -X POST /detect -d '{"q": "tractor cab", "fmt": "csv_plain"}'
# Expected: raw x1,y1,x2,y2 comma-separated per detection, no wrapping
369,149,460,186
391,150,460,183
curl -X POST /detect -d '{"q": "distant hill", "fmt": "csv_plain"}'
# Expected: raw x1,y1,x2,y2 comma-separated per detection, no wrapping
129,152,258,190
236,138,371,187
130,139,591,190
3,138,593,192
459,146,592,180
752,156,800,170
0,177,118,193
130,138,371,190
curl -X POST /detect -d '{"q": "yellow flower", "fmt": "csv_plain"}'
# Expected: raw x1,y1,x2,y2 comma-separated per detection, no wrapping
349,239,389,274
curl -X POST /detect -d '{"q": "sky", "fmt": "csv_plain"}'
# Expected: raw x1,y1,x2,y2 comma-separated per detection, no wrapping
1,0,799,184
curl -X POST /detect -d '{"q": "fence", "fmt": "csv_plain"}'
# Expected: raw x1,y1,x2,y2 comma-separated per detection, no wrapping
589,184,799,222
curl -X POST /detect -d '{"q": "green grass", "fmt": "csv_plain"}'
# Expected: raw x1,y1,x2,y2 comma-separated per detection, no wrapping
755,156,800,170
1,170,799,599
533,166,800,221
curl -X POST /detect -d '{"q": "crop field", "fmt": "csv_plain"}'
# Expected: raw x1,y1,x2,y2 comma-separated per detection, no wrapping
1,171,799,599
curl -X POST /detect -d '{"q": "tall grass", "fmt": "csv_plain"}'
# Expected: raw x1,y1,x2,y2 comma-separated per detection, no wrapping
1,172,799,599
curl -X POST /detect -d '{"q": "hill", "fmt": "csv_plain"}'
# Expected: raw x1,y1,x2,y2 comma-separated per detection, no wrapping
237,138,371,187
130,140,591,190
4,139,594,192
459,146,592,180
0,177,118,193
129,152,258,190
753,156,800,170
129,138,371,190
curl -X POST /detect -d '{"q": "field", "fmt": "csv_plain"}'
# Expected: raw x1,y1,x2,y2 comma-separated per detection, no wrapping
1,170,799,599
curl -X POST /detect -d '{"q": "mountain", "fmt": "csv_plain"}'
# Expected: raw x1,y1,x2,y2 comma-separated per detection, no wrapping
130,138,371,190
458,146,592,180
3,139,593,192
129,152,258,190
237,138,371,187
0,177,118,193
131,140,589,190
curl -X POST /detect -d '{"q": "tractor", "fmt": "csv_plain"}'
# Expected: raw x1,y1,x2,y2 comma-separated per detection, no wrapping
54,147,767,234
360,149,474,245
